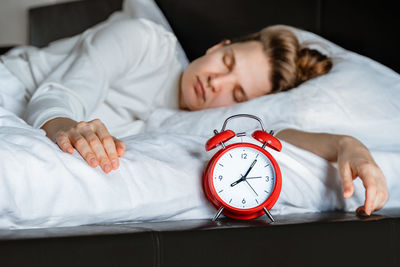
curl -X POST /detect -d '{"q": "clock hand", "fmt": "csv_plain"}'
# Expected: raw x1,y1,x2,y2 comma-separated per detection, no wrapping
245,179,258,196
230,177,243,187
242,159,257,179
230,159,258,187
246,176,262,179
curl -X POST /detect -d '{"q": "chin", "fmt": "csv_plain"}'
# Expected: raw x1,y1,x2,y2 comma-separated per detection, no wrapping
181,86,199,111
187,102,201,111
187,99,205,111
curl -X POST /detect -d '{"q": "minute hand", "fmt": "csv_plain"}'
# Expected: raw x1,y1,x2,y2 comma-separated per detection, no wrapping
230,159,258,187
243,159,257,179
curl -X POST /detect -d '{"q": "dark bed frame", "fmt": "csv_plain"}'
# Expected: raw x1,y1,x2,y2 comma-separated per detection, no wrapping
1,1,399,266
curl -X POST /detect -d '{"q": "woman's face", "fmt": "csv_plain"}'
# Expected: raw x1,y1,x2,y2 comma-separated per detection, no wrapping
179,40,272,111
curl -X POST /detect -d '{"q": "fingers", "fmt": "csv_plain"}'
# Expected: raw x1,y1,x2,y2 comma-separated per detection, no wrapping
55,133,74,154
81,131,111,173
363,180,377,215
336,136,390,217
361,184,389,216
338,161,354,198
338,150,389,216
54,119,126,173
70,130,100,169
113,137,126,157
95,122,119,170
355,162,389,216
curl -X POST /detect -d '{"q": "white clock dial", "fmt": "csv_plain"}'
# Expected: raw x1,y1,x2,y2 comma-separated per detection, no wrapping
212,146,276,209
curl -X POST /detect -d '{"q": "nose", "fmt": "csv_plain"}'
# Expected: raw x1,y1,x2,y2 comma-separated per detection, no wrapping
209,73,236,93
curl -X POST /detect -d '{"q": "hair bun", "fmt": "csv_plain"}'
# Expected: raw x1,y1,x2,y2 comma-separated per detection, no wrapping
296,48,333,85
231,25,333,92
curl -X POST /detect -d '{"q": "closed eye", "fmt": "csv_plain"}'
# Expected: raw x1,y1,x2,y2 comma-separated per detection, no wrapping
233,86,247,103
223,49,235,70
223,48,247,103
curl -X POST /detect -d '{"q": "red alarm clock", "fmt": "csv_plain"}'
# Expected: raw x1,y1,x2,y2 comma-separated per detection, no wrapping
203,114,282,222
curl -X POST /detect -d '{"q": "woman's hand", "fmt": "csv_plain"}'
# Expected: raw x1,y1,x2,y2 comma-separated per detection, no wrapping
276,129,389,216
337,136,389,216
41,117,126,173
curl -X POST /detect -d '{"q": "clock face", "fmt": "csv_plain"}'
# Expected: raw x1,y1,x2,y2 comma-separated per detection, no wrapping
211,146,276,210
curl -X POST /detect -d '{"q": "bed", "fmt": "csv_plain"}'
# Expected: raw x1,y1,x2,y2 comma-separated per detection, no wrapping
1,0,400,266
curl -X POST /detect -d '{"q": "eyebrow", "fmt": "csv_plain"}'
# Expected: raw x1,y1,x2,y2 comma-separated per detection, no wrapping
228,47,248,101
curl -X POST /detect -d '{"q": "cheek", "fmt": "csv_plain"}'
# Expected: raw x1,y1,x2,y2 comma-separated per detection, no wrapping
180,58,213,110
180,67,196,103
206,93,235,109
180,69,192,96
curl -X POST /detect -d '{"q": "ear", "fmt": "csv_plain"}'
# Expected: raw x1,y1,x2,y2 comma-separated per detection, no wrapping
206,39,231,54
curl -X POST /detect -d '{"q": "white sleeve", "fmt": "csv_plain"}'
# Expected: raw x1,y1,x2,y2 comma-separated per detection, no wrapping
24,19,152,128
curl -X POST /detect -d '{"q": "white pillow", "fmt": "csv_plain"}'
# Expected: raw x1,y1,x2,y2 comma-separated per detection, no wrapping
123,0,173,34
122,0,189,66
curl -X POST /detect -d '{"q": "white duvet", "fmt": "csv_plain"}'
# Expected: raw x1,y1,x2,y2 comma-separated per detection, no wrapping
1,6,400,229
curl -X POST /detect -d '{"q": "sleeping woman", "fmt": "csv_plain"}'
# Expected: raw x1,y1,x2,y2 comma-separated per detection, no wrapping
0,18,388,216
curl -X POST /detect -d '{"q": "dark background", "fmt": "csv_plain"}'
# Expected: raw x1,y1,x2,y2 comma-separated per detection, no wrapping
26,0,400,74
155,0,400,73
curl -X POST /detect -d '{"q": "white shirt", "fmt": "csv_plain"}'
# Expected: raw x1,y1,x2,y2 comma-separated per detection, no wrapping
3,18,185,138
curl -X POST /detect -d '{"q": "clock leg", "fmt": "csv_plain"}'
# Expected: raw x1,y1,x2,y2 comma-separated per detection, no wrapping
263,207,275,223
212,207,224,221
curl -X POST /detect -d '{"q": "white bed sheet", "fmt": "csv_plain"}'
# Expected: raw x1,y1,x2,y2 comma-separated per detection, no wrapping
0,105,399,230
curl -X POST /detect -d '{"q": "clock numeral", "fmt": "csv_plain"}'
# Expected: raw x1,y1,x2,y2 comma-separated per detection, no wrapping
265,176,269,182
241,153,247,159
218,175,223,181
242,198,246,204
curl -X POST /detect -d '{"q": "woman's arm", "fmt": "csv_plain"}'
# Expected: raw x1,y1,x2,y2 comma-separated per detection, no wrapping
276,129,389,216
25,20,153,173
25,20,150,129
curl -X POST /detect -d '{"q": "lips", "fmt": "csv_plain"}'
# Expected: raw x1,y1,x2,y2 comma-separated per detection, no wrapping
194,76,206,102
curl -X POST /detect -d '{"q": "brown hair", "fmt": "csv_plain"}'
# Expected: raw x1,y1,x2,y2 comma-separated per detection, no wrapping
232,25,333,93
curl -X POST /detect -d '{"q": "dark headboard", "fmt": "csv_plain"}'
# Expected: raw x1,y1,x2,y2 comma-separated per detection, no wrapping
29,0,400,73
29,0,123,47
155,0,400,73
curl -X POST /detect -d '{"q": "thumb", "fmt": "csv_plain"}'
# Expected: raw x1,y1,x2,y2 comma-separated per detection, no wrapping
339,162,355,198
